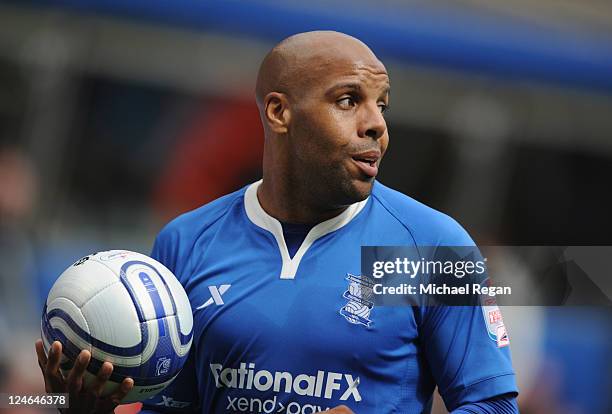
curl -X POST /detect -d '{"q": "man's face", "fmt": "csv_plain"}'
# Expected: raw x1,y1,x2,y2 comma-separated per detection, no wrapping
287,58,390,207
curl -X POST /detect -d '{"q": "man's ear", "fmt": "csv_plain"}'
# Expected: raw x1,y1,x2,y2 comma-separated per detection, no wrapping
263,92,290,134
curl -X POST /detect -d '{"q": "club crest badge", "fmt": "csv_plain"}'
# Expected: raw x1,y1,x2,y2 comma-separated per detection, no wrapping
340,273,375,327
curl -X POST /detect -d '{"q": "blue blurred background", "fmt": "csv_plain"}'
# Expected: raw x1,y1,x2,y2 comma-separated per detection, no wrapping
0,1,611,413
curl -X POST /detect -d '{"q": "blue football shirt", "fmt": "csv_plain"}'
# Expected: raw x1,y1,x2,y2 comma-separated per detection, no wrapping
141,180,517,414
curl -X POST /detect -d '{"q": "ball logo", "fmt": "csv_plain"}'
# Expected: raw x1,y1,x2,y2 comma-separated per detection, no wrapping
72,256,90,267
339,274,375,327
156,357,172,376
100,251,131,261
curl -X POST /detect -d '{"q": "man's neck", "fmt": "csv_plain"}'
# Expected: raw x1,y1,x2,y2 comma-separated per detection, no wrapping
257,177,348,225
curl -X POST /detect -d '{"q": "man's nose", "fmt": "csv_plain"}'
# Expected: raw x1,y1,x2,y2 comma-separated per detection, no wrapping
358,102,387,140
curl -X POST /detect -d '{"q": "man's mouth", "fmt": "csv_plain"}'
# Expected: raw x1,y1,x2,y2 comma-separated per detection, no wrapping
351,150,381,178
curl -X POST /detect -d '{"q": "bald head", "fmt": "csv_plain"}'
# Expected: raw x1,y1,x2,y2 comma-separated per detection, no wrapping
255,31,385,107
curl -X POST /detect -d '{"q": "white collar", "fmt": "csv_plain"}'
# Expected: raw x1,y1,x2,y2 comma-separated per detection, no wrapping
244,180,369,279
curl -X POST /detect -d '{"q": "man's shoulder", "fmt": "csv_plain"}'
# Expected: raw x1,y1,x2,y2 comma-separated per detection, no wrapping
156,186,246,244
371,181,474,246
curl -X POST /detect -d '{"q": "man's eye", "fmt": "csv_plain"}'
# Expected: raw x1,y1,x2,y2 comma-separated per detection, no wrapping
337,97,356,109
378,103,389,114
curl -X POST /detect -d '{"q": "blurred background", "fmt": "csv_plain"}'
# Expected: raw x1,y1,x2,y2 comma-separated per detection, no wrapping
0,0,611,413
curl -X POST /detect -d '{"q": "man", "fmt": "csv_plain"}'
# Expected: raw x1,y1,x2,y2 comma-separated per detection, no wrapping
36,31,518,413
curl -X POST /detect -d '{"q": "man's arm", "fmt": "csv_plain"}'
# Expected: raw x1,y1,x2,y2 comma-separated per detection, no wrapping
418,304,518,412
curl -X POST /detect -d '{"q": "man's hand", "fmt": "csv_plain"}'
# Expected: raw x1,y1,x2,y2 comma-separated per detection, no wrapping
35,339,134,414
322,405,355,413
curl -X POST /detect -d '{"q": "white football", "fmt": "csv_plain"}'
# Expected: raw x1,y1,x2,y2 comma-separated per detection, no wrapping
41,250,193,402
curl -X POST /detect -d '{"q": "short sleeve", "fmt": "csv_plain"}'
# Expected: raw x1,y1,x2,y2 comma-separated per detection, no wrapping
418,304,518,411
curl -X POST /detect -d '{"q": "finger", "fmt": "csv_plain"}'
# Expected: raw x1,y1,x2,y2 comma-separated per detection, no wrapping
35,339,53,392
45,341,63,377
35,339,48,372
90,362,113,397
43,341,67,393
96,377,133,414
110,377,134,404
66,350,91,395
